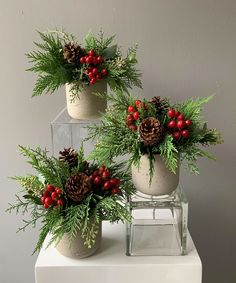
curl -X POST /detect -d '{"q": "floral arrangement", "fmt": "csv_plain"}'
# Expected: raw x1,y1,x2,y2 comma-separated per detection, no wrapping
27,30,142,98
87,90,223,180
7,146,134,253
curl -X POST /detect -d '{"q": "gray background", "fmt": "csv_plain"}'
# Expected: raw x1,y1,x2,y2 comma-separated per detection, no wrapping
0,1,235,282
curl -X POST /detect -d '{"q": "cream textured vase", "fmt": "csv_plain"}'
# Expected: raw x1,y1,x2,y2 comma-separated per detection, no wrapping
56,222,102,258
66,81,107,120
131,154,179,196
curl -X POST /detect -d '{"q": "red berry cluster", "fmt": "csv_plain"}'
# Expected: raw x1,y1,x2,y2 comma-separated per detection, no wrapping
79,50,108,85
41,184,64,209
167,109,192,140
126,100,147,131
89,165,121,195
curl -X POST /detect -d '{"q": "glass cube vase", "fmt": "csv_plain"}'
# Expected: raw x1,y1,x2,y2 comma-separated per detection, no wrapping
126,185,188,256
51,107,100,156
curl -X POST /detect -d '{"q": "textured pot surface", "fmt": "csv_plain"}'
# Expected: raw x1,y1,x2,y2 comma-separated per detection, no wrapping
66,81,107,120
56,222,102,258
132,154,179,196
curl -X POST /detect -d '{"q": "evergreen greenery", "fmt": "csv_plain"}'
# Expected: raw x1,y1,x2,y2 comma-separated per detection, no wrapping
7,146,134,254
87,90,223,181
27,30,142,98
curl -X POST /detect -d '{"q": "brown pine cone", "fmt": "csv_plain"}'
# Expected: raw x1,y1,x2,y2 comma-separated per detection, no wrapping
59,148,78,170
63,42,85,65
65,172,90,202
139,117,164,146
82,161,90,175
150,96,169,115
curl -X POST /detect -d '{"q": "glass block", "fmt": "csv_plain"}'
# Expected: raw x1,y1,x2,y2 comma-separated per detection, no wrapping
126,185,188,256
51,107,100,156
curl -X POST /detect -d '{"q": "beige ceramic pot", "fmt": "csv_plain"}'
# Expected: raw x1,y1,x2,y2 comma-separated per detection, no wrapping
66,81,107,120
56,222,102,258
131,154,179,196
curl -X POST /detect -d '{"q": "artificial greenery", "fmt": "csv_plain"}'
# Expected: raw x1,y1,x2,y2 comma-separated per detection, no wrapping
7,145,134,254
87,90,223,181
27,30,142,98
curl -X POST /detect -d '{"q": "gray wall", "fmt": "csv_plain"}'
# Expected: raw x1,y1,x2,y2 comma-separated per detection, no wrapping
0,1,235,282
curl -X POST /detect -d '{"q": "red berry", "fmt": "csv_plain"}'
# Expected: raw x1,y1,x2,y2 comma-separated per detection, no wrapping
51,192,58,200
90,78,97,85
92,57,98,65
185,119,191,126
43,203,49,209
133,111,140,120
111,178,120,187
168,120,176,128
43,190,51,198
167,109,176,118
135,100,141,108
111,188,119,194
55,188,62,195
86,56,93,64
94,176,102,185
89,175,95,182
103,181,111,190
177,120,185,129
177,114,185,121
102,170,109,179
99,165,106,173
88,72,94,79
175,111,181,118
92,170,100,177
181,129,190,138
127,114,134,121
129,125,138,131
96,74,102,80
109,178,117,187
45,197,53,206
92,68,98,75
80,57,86,64
172,131,181,140
41,196,45,204
57,199,64,206
101,68,108,76
114,178,121,186
96,56,103,64
128,106,135,113
47,184,55,192
88,50,95,57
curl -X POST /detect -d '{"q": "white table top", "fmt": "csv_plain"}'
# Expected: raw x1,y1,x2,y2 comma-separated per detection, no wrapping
35,222,202,283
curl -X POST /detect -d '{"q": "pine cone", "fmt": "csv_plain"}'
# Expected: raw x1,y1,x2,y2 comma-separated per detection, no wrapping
150,96,169,115
139,117,164,146
65,172,90,202
63,43,85,64
82,161,90,175
59,148,78,169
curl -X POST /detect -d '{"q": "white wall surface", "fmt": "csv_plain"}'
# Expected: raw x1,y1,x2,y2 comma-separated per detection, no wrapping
0,1,235,282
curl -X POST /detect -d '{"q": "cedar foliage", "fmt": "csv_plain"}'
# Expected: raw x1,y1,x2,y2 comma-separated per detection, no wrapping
87,90,223,179
7,146,134,253
27,30,142,97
